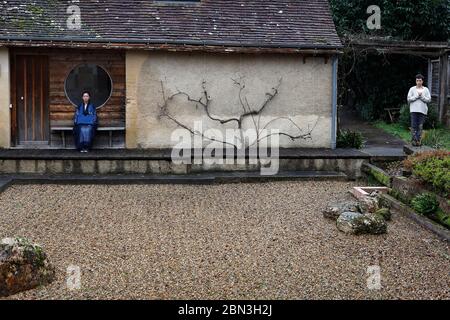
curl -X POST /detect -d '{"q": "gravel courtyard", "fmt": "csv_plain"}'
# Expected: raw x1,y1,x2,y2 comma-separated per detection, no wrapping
0,181,449,300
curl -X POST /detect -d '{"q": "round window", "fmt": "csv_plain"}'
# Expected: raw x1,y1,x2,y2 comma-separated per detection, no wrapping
65,64,112,108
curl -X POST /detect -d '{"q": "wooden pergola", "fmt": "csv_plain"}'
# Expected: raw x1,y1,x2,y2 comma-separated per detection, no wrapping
343,36,450,126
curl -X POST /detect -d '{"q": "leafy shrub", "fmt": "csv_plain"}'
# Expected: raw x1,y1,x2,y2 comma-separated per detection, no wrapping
398,104,411,129
398,104,440,130
403,150,450,170
403,150,450,196
422,129,445,149
411,193,439,216
337,129,364,149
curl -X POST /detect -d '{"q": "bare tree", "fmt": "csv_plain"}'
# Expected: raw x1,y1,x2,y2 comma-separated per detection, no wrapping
157,77,318,149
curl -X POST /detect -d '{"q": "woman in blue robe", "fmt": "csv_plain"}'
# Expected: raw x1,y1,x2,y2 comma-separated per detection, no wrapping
73,91,98,152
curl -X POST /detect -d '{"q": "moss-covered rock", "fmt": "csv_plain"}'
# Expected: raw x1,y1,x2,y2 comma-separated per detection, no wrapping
323,201,359,220
358,194,380,214
375,208,392,221
336,212,387,235
0,237,55,297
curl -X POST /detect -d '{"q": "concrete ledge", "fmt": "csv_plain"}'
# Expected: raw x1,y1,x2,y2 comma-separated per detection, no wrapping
380,193,450,242
0,171,348,188
403,145,435,156
0,177,12,193
360,146,406,162
0,148,371,160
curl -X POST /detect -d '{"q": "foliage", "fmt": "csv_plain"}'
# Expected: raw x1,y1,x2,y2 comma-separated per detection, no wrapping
374,121,450,150
373,120,411,141
398,104,440,130
433,208,450,229
329,0,449,121
340,52,429,121
337,129,364,149
403,150,450,170
411,193,439,216
403,150,450,195
329,0,450,41
422,129,447,149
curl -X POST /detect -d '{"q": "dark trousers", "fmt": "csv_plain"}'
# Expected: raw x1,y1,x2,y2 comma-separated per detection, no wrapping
410,112,426,142
73,124,96,150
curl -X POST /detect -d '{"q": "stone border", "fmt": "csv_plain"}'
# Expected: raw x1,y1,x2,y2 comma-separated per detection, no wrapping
351,186,390,200
380,193,450,242
0,171,348,194
361,162,393,187
403,145,435,156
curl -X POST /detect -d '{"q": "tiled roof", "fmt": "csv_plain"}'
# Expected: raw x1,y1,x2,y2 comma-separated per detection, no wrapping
0,0,342,49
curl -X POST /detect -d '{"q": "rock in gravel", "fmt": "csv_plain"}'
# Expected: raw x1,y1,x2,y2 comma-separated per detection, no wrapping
358,195,380,214
362,214,388,234
375,208,392,221
336,212,387,235
336,212,364,234
323,201,359,220
0,237,55,297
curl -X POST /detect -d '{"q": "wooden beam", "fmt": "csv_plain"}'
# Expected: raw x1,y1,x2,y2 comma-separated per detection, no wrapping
0,40,343,56
438,53,448,124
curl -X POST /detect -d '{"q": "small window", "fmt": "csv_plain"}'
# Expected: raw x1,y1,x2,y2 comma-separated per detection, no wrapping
65,64,113,108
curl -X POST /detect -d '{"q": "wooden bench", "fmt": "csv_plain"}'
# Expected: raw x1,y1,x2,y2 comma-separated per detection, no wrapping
384,108,401,123
51,126,125,148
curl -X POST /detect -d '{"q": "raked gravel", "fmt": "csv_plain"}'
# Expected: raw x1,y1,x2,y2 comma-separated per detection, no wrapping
0,181,449,300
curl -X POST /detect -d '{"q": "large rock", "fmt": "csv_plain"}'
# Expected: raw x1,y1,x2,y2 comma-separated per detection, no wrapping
323,201,359,220
358,194,380,214
0,237,55,297
337,212,387,235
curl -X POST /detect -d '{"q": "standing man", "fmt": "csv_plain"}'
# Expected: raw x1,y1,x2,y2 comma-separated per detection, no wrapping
407,74,432,146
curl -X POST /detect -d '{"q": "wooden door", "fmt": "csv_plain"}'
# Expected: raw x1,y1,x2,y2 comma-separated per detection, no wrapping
13,55,49,145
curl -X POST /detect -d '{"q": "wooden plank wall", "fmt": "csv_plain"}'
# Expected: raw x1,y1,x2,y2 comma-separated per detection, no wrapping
11,48,126,128
50,50,126,127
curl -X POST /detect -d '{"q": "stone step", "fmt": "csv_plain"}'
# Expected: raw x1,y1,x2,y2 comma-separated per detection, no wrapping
403,144,435,156
0,177,12,192
0,171,348,186
0,148,369,179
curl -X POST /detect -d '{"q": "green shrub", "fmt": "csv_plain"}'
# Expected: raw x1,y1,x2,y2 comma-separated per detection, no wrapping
398,103,440,130
412,156,450,196
404,151,450,196
422,129,445,149
337,129,364,149
411,193,439,216
398,104,411,129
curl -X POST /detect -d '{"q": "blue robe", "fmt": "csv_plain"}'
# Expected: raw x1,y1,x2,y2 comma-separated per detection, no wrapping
73,103,98,150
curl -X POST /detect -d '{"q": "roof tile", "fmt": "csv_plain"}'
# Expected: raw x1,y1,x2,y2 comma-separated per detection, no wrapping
0,0,342,49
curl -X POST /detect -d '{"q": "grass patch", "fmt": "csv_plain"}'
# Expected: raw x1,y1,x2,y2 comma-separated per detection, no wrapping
373,120,450,150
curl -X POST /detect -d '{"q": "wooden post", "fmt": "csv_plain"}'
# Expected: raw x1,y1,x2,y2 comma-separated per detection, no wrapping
427,59,432,92
438,53,448,124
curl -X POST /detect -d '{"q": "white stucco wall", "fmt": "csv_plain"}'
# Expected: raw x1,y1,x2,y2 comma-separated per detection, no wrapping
0,47,10,148
126,51,333,149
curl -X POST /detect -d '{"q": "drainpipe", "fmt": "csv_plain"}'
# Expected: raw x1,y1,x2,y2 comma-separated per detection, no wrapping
331,55,338,149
